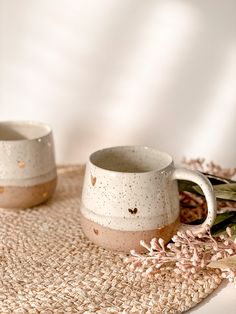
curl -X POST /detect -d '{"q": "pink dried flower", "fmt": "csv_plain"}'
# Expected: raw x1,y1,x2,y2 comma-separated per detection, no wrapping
127,226,236,286
182,158,236,179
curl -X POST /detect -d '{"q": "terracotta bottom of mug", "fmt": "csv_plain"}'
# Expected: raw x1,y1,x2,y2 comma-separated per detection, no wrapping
0,178,57,209
80,214,180,253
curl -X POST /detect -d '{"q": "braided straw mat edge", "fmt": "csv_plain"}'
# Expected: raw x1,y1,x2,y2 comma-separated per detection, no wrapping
0,166,223,314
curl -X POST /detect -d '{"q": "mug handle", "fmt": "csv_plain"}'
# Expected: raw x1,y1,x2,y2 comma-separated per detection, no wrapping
172,168,217,234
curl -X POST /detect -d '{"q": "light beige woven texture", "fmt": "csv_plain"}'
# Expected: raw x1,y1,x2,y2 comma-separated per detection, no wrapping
0,166,222,314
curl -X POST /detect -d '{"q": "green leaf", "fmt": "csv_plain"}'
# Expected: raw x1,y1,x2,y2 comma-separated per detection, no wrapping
211,213,236,236
213,213,236,225
194,183,236,201
230,224,236,236
229,216,236,223
207,255,236,270
178,180,197,193
212,222,236,237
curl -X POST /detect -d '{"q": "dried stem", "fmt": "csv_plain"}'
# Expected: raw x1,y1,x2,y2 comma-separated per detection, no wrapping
126,226,236,286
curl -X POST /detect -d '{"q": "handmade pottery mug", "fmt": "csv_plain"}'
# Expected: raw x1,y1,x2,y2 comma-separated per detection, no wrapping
80,146,216,252
0,121,57,208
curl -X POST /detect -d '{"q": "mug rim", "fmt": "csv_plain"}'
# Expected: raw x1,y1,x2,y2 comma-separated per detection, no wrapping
89,145,173,174
0,120,52,142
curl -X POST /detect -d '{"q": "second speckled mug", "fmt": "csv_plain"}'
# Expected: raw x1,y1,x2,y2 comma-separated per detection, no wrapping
0,121,57,209
81,146,216,252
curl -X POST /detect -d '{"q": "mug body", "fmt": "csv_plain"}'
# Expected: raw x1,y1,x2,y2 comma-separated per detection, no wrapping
0,121,57,208
81,146,180,252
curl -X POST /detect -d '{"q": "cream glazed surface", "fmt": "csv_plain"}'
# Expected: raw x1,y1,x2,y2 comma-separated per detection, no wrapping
81,146,179,232
81,146,217,252
0,121,57,208
0,121,56,187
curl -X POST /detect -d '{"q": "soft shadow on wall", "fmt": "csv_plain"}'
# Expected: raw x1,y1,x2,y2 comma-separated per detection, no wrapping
1,0,236,166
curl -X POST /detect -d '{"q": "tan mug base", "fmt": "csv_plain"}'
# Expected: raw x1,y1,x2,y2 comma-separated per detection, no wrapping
0,178,57,209
80,213,180,253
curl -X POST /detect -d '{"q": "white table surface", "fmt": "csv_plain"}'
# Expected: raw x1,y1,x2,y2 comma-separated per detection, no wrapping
187,281,236,313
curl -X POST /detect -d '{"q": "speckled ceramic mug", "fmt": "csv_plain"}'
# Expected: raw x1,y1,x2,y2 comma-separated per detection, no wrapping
80,146,216,252
0,121,57,208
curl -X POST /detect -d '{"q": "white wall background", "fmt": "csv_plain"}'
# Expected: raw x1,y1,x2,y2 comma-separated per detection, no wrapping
1,0,236,166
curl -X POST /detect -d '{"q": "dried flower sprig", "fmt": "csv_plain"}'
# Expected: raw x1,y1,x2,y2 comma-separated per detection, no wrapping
182,158,236,179
127,226,236,286
180,191,207,223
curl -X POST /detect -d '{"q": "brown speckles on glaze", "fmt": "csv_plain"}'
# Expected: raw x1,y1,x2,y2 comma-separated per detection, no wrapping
42,192,48,198
90,175,96,186
128,207,138,215
82,147,178,251
81,146,217,251
93,228,99,235
17,160,25,168
0,186,4,193
0,121,57,209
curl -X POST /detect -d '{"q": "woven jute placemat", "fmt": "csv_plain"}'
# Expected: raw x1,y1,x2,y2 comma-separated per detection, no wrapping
0,166,223,313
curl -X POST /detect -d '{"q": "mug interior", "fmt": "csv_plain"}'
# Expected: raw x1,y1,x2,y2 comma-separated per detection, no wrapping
90,146,172,173
0,121,51,141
